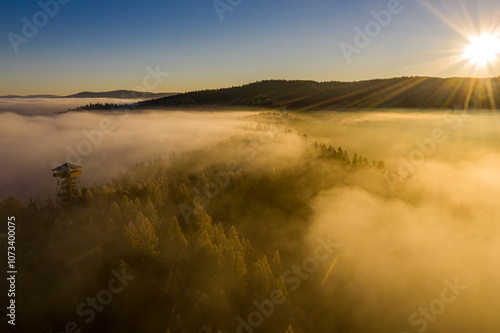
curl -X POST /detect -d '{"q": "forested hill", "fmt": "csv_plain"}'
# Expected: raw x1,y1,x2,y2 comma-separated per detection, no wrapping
136,77,500,110
0,120,389,333
65,90,177,99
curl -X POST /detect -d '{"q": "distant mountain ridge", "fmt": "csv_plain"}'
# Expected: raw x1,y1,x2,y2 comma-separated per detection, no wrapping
135,77,500,110
0,90,177,99
65,90,177,99
1,94,60,98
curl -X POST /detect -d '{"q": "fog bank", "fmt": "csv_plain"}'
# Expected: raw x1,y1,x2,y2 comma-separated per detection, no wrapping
0,110,252,201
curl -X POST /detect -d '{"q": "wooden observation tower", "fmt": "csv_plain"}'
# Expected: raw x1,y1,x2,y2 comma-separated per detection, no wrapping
52,163,82,204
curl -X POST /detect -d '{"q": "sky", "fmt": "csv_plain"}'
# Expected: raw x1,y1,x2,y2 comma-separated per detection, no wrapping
1,0,500,95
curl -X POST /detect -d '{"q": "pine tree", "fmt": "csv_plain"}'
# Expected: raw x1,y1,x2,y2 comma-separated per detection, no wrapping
108,201,122,224
168,216,188,249
195,208,214,235
134,197,143,211
253,256,274,295
337,147,344,160
151,185,164,207
234,250,248,284
272,249,283,273
143,198,160,227
90,184,102,196
84,188,94,201
125,212,158,255
352,153,359,166
195,229,217,257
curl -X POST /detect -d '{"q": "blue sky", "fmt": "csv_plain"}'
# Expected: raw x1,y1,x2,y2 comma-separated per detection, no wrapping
1,0,500,95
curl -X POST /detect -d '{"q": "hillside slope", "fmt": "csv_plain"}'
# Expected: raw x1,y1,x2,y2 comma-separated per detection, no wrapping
137,77,500,110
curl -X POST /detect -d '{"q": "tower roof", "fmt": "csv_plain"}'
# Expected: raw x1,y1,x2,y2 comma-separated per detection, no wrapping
51,163,82,172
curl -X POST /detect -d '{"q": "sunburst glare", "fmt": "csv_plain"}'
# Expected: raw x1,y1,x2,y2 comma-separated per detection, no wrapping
463,34,500,66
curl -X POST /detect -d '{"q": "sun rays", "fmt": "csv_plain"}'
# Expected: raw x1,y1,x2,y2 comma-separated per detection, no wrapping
463,34,500,66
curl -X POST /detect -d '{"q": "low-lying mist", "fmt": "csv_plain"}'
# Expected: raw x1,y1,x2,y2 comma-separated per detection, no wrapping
305,110,500,162
0,97,142,115
0,109,251,201
251,110,500,332
293,110,500,332
308,157,500,332
2,103,500,332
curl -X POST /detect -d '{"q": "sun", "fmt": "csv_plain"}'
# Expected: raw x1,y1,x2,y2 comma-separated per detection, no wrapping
463,34,500,66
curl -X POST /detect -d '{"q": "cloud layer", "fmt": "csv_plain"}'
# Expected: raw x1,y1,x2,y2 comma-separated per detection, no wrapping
0,103,250,201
